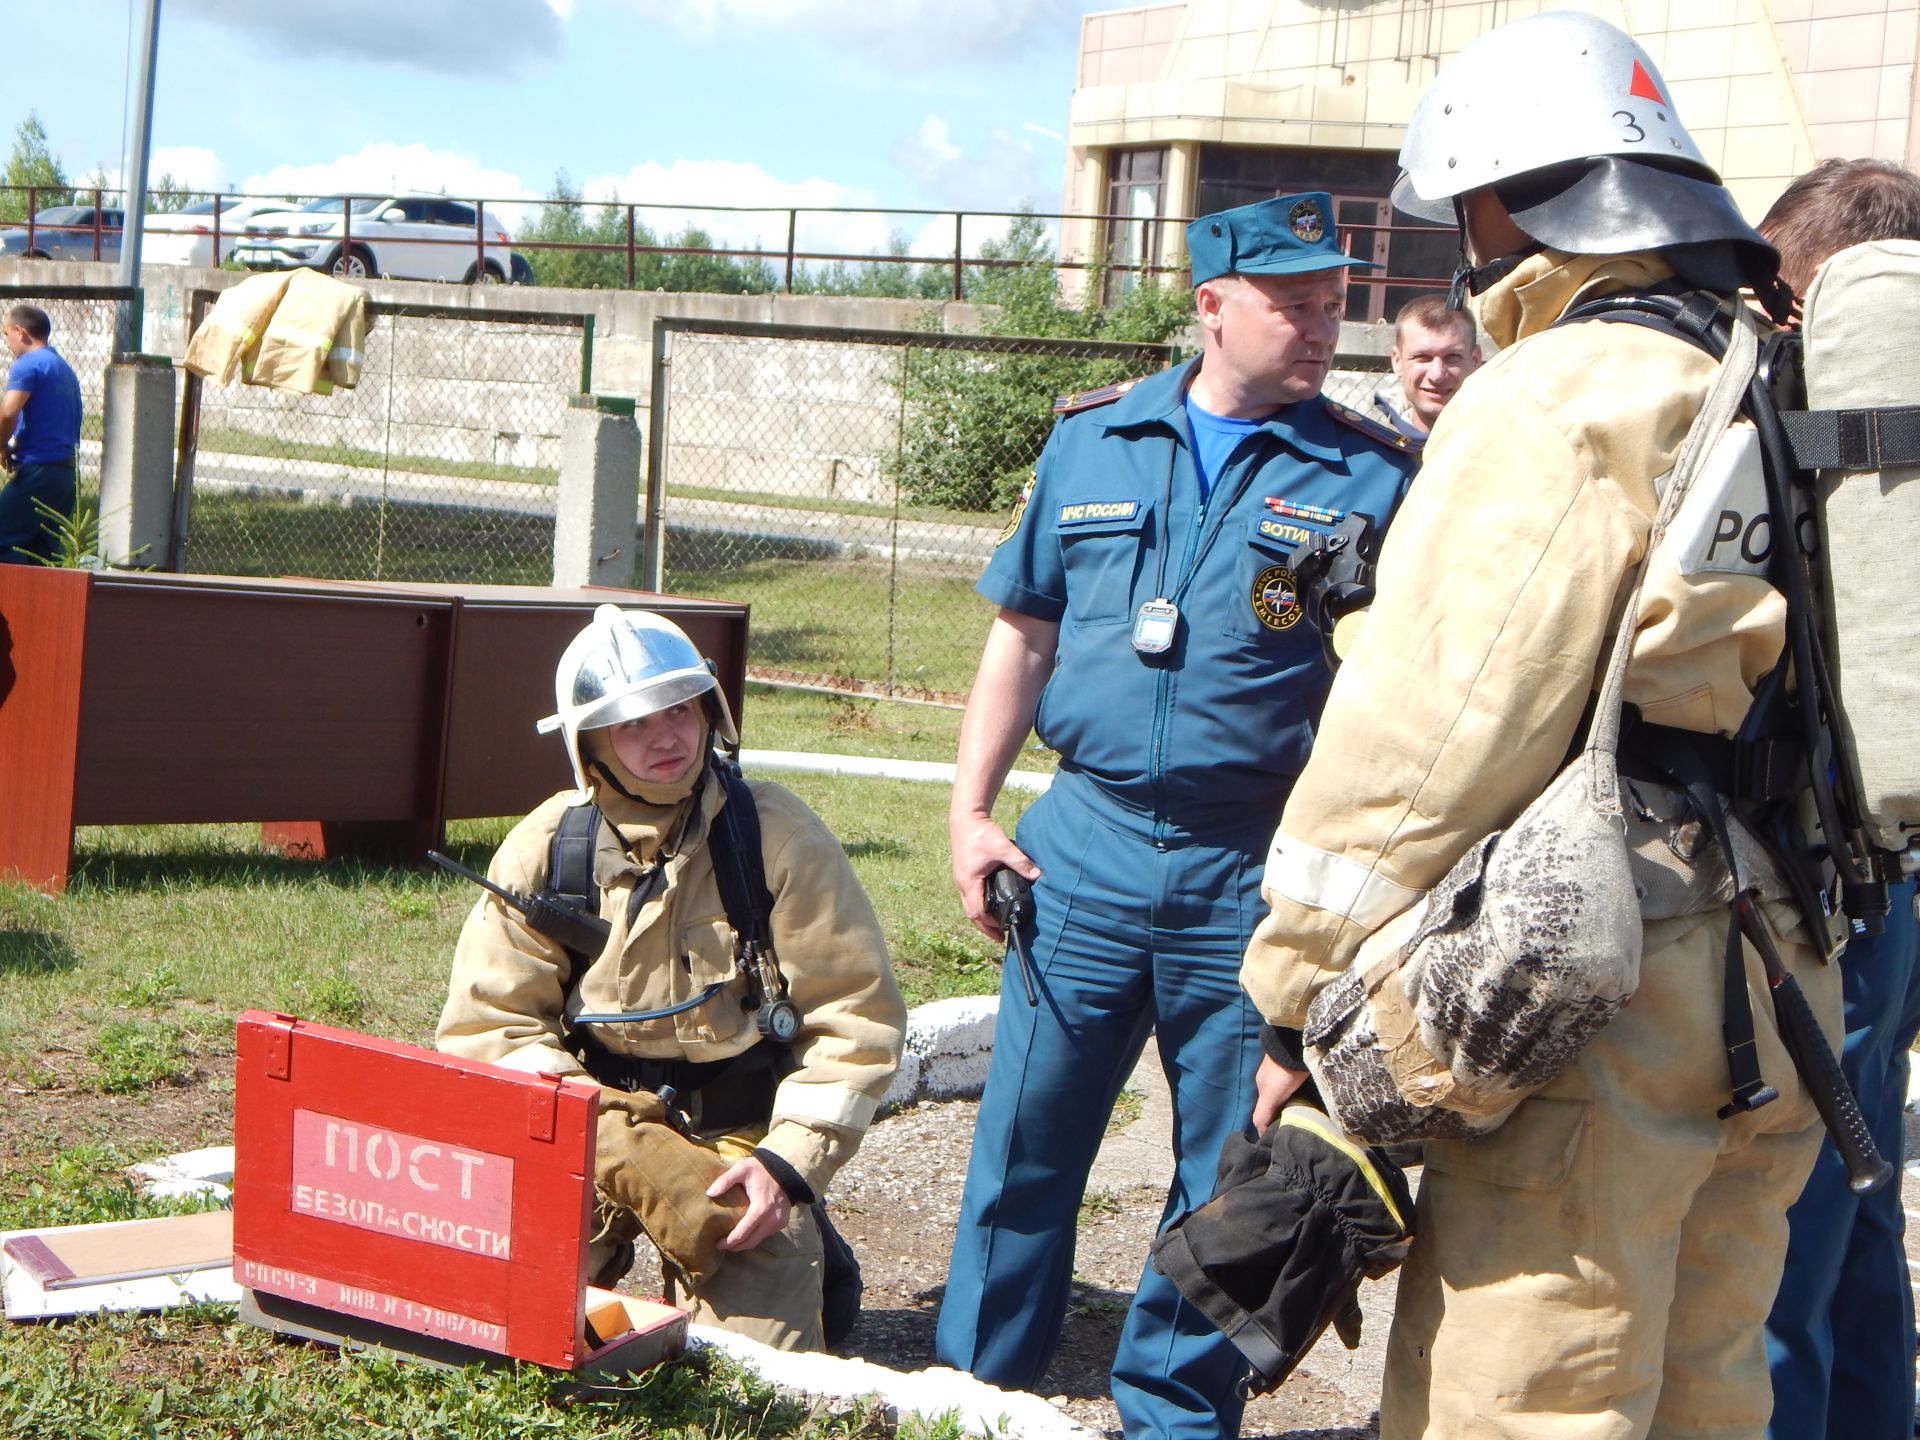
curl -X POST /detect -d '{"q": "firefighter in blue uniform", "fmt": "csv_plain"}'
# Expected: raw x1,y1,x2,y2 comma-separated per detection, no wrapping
934,193,1418,1439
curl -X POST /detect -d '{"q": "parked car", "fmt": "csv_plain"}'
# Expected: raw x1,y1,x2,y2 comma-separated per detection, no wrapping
231,194,514,283
143,196,286,268
509,251,536,286
0,205,124,263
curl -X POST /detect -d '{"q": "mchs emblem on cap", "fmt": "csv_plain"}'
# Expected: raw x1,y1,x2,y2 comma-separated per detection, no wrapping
1184,191,1375,285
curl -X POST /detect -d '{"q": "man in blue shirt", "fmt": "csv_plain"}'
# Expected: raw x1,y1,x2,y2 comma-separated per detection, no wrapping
1,304,83,564
935,193,1418,1439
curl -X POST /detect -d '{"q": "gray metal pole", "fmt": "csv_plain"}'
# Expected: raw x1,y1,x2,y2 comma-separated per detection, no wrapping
113,0,163,353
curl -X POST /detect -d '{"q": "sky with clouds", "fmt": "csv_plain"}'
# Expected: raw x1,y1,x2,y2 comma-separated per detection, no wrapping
16,0,1089,258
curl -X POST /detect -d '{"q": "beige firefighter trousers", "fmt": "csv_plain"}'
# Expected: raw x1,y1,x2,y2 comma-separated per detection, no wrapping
1381,904,1840,1440
591,1126,826,1352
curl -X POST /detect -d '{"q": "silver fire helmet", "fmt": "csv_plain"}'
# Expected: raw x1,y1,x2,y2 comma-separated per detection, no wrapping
1394,11,1708,223
1393,11,1780,304
536,604,738,799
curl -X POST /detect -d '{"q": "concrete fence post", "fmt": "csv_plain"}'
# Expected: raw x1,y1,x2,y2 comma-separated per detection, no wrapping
553,394,641,589
98,354,177,569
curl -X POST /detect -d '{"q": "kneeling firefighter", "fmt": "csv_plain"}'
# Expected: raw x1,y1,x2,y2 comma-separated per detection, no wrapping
436,605,907,1351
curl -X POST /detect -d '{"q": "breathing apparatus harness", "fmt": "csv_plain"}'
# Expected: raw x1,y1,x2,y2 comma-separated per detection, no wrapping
434,751,801,1115
1551,284,1912,1190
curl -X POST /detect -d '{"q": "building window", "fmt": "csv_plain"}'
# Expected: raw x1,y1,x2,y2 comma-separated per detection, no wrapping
1104,148,1167,299
1194,144,1455,322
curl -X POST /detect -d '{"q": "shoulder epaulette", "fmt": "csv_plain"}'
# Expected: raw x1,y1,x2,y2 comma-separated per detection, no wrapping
1325,397,1423,453
1053,376,1142,416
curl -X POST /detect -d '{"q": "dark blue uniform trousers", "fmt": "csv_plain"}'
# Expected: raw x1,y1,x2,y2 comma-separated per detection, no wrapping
936,779,1265,1440
1767,876,1920,1439
0,458,76,564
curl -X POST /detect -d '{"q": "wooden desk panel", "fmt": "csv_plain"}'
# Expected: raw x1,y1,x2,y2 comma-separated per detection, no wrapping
0,569,748,892
73,580,453,824
436,589,750,821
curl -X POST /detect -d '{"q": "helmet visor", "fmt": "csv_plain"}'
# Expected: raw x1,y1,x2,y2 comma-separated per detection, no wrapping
576,667,717,733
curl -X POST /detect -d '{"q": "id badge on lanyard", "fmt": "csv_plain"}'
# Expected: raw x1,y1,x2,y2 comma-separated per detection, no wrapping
1132,597,1179,654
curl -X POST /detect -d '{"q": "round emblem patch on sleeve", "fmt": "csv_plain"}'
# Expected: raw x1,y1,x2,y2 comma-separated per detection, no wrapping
1288,200,1326,244
1251,564,1302,630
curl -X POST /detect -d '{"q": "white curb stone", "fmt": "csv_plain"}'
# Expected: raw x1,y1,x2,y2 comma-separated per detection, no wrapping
691,1324,1090,1438
127,1145,236,1204
881,994,1000,1110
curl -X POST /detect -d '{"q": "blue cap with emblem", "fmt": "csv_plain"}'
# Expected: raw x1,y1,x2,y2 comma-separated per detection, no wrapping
1186,192,1377,285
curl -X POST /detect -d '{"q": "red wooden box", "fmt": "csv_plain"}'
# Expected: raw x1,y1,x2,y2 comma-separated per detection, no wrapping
232,1011,675,1371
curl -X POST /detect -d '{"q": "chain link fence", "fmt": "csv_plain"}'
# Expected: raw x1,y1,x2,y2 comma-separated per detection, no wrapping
643,321,1177,703
644,320,1394,703
0,286,138,504
1324,356,1393,413
175,292,592,583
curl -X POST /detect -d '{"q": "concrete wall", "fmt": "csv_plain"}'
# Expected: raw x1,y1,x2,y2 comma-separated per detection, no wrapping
10,259,992,401
0,261,1380,518
0,258,1004,503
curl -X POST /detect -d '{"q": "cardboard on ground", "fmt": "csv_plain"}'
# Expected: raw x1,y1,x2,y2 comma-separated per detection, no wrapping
2,1214,243,1320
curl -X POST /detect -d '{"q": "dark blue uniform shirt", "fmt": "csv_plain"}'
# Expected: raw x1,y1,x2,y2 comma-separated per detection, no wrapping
981,359,1417,843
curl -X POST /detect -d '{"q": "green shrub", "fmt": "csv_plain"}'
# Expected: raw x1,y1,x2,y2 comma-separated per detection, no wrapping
891,214,1193,512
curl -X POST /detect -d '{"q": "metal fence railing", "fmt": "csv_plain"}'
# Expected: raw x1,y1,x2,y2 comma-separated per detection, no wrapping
0,184,1457,304
172,292,592,582
0,286,141,506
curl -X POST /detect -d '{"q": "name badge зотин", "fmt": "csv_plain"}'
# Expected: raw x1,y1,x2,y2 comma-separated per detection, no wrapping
1132,598,1179,655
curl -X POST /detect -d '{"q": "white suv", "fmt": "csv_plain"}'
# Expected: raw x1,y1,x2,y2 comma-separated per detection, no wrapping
232,194,514,283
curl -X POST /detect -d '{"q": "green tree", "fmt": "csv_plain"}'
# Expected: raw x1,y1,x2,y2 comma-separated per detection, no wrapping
520,170,629,289
519,173,788,295
2,113,69,222
145,172,195,214
798,230,950,300
893,211,1194,511
652,226,777,295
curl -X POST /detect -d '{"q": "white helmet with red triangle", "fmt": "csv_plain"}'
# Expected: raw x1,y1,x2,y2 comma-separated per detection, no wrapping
1393,10,1781,305
1394,10,1705,221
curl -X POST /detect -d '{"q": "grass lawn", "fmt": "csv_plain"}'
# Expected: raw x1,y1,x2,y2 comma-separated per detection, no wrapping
0,1303,936,1438
0,689,1039,1073
182,491,555,584
0,689,1044,1435
668,551,994,700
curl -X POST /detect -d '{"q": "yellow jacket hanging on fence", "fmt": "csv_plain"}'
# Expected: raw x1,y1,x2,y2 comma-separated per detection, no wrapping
182,268,370,395
182,271,289,385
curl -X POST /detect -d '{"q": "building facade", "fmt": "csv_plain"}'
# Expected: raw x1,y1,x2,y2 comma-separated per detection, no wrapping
1062,0,1920,315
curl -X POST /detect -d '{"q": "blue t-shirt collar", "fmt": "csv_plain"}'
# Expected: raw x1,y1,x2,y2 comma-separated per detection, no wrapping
1100,357,1344,463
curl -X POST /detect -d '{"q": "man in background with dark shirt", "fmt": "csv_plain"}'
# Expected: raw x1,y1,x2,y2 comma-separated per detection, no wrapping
0,303,82,564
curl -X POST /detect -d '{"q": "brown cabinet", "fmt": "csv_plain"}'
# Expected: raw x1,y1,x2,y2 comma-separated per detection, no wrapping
0,569,748,892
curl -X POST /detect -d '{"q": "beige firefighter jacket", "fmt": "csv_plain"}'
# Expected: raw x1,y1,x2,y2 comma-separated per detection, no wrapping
1243,250,1792,1029
437,763,907,1196
182,271,291,385
183,267,369,394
